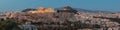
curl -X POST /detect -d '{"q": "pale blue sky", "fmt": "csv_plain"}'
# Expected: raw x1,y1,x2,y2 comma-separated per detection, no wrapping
0,0,120,12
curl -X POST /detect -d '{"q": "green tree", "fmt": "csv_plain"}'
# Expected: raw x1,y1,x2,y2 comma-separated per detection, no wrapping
0,18,21,30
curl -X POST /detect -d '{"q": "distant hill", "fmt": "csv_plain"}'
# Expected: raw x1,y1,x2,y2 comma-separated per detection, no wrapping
74,8,113,13
21,7,114,13
22,8,37,12
55,8,113,13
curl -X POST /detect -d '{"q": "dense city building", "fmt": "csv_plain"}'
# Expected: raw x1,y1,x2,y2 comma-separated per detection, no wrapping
1,6,120,30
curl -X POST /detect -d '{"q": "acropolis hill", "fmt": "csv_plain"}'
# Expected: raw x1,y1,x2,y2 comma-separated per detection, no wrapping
22,6,78,14
1,6,120,30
